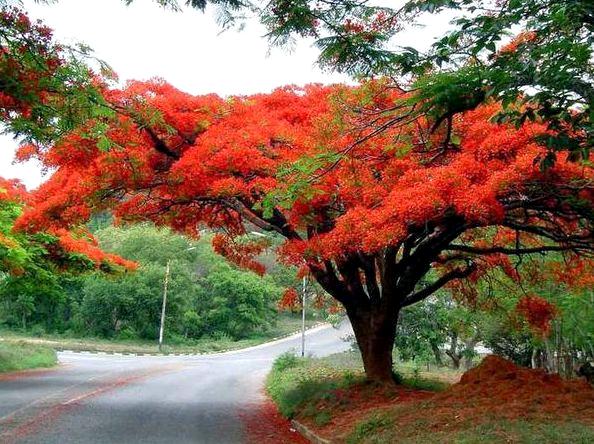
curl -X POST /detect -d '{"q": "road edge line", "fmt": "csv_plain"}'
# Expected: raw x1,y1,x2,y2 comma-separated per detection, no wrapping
291,420,333,444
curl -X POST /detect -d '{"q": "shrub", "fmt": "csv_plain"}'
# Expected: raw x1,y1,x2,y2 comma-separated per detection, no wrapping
273,352,300,372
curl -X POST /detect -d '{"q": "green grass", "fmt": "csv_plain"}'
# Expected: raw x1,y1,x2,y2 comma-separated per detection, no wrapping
266,352,366,418
0,341,57,373
266,350,447,421
0,314,320,355
347,415,394,444
267,350,452,404
346,417,594,444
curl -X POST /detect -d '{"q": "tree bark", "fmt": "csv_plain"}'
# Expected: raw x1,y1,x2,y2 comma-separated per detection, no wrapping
431,343,444,367
347,304,398,384
446,332,462,369
463,335,480,369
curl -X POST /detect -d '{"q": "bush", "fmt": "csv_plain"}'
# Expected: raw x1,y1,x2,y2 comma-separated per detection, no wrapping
273,352,300,372
326,313,343,328
30,324,46,337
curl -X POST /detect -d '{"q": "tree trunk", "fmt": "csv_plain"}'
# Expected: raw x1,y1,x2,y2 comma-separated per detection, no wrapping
463,336,480,369
347,305,398,384
531,347,539,369
446,332,461,369
431,343,444,367
447,352,461,369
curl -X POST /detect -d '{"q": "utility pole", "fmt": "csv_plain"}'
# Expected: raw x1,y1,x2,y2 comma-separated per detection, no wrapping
301,275,307,357
158,259,171,353
158,246,195,352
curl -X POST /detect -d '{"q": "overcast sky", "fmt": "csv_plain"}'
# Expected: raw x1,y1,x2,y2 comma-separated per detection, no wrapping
1,0,448,189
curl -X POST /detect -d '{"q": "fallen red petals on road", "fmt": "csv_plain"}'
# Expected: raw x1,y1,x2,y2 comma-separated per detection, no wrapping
241,399,309,444
0,367,58,382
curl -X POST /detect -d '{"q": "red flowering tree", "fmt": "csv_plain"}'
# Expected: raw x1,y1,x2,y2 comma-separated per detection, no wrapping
1,177,135,275
16,80,594,382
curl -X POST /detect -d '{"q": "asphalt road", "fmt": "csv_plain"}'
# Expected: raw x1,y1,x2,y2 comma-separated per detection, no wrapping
0,322,353,444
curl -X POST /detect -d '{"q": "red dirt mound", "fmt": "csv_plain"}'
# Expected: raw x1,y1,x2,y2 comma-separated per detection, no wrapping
435,355,594,424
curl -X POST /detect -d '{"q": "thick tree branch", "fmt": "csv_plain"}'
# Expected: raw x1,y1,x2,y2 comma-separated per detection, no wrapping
401,263,476,308
446,244,587,255
309,260,352,306
143,126,181,160
225,198,302,240
357,253,381,304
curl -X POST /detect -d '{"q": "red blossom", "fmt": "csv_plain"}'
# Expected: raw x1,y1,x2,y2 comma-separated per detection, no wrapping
515,294,557,336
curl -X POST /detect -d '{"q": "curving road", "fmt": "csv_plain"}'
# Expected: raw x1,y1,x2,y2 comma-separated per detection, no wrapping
0,323,352,444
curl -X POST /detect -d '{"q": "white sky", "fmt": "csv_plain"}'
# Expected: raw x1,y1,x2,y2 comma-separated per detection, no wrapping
0,0,451,189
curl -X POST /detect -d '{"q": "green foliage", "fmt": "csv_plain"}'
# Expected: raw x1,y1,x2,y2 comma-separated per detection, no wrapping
314,410,332,426
96,224,198,267
396,292,480,368
402,375,448,392
73,224,283,340
326,313,343,328
0,3,116,146
195,264,279,339
481,321,534,367
273,352,300,373
0,194,97,331
0,341,57,373
2,222,286,343
1,267,65,329
79,263,190,339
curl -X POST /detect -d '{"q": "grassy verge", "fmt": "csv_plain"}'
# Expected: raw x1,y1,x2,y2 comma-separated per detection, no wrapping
267,351,594,443
0,341,57,373
0,314,321,355
348,415,594,444
266,351,446,427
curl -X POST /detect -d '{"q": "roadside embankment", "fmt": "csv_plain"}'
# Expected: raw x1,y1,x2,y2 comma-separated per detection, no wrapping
0,341,57,374
267,352,594,443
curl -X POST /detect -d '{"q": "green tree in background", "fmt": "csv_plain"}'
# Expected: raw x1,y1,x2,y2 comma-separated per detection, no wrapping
76,224,284,340
79,263,192,339
1,179,118,330
195,264,280,339
395,293,480,369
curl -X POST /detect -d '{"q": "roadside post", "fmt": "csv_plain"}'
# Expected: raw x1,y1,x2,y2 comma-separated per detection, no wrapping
158,246,196,352
301,275,307,357
158,259,170,353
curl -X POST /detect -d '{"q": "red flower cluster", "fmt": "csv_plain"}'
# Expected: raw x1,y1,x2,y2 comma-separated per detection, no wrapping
277,287,300,310
52,228,137,271
516,294,557,336
211,233,268,276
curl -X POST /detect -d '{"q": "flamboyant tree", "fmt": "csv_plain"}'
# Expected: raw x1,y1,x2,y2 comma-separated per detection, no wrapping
14,78,594,382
